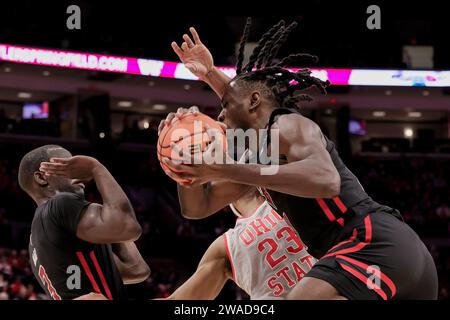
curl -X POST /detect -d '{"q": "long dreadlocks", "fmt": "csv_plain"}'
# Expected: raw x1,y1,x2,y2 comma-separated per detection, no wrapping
234,18,330,111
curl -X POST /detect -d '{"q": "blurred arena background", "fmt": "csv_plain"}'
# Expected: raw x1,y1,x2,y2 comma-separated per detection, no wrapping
0,1,449,300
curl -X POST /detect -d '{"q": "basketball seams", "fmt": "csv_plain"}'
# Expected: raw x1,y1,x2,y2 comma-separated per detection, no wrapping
157,113,226,184
159,130,209,149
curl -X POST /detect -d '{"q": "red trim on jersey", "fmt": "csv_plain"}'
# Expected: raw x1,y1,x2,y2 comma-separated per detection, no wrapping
333,196,348,213
89,251,113,300
337,261,388,300
321,215,372,260
261,188,275,208
76,251,102,295
363,215,373,242
320,215,394,299
271,209,283,221
336,218,344,227
223,233,237,282
322,240,368,260
336,255,397,298
315,198,337,222
327,228,358,253
38,265,62,300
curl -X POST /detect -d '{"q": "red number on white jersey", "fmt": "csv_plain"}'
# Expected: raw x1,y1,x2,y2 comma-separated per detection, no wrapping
257,238,288,269
258,226,304,269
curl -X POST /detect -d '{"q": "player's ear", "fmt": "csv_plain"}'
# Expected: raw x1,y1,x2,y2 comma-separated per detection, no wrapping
34,171,48,187
249,91,261,112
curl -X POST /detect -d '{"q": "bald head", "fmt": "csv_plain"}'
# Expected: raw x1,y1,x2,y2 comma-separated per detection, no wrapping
18,145,72,197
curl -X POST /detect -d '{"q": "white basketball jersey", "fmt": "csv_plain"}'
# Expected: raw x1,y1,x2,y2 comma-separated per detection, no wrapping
224,201,316,299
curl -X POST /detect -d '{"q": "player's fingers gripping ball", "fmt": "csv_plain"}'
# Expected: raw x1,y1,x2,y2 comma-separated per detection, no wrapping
157,112,227,183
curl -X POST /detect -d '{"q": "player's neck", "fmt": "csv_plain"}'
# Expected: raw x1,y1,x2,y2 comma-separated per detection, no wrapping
250,107,273,131
237,196,266,219
35,196,49,207
32,190,53,207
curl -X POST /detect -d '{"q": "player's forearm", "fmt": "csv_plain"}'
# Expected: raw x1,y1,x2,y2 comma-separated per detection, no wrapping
167,283,222,300
92,164,141,237
221,160,340,198
177,184,215,219
112,242,150,284
166,262,229,300
177,181,245,219
202,67,231,98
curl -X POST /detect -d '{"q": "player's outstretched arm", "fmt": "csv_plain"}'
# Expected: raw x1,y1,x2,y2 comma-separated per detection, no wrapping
165,236,232,300
165,114,341,199
112,242,151,284
40,156,142,243
176,181,252,219
223,114,341,198
171,27,231,98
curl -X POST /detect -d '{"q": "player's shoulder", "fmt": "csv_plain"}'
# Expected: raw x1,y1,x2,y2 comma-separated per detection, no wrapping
205,234,228,260
272,112,321,143
33,193,83,231
42,192,89,219
48,192,85,205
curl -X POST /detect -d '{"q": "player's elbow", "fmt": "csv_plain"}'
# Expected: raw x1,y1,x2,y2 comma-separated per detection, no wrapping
122,219,142,241
114,203,142,240
323,170,341,198
180,209,209,220
123,263,151,284
113,215,142,242
179,203,212,220
317,167,341,198
141,264,151,280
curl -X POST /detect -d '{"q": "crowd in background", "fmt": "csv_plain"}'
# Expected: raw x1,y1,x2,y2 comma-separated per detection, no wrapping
0,142,449,300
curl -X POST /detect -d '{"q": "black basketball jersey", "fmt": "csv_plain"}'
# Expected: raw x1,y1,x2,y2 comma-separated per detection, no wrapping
258,108,400,258
29,192,126,300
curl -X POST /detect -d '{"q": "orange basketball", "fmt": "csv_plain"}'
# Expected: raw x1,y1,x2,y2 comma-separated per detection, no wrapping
157,113,227,183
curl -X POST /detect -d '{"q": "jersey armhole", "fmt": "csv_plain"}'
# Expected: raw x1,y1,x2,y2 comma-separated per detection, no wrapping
223,232,237,283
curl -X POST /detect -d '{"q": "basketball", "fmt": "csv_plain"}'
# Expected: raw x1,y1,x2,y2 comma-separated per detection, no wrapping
2,5,447,305
157,112,227,183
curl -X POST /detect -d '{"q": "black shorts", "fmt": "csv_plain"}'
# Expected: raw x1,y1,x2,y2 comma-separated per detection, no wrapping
306,210,438,300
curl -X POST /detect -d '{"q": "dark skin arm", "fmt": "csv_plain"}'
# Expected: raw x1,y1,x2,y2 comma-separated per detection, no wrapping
164,113,341,199
111,243,151,284
166,28,253,218
158,107,252,219
167,27,241,218
40,156,142,243
169,28,339,197
171,27,230,98
176,181,252,219
225,114,341,198
168,26,338,209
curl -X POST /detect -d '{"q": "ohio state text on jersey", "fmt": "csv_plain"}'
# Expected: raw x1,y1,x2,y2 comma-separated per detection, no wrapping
224,201,316,299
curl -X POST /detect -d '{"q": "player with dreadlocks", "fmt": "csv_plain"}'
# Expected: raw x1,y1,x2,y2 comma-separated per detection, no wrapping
161,19,438,300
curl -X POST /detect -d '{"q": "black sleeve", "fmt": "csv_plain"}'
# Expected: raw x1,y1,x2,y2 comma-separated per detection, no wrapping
46,192,91,235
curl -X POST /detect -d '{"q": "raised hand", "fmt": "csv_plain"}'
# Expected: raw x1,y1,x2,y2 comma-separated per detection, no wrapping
40,156,102,181
157,106,199,135
171,27,214,78
161,122,232,187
